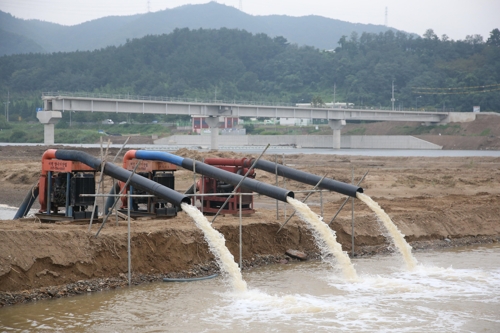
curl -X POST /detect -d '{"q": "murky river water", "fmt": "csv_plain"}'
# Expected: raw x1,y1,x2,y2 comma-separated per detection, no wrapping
0,205,19,220
1,244,499,332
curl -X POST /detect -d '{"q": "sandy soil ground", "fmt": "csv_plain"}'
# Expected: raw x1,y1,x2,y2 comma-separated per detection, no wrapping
1,141,500,305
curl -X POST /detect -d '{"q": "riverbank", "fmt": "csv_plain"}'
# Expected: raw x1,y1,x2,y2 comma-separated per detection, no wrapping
1,234,498,307
1,147,499,306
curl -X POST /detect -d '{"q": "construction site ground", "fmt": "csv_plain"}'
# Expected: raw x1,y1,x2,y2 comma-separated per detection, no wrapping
1,114,499,306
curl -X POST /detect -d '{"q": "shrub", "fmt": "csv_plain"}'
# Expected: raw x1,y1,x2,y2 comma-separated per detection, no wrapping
10,130,28,142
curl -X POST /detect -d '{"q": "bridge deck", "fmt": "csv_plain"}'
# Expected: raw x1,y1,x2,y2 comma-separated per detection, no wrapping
43,93,449,123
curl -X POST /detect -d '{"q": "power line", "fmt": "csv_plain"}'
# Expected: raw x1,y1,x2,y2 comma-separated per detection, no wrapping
413,83,500,90
412,87,500,95
412,83,500,95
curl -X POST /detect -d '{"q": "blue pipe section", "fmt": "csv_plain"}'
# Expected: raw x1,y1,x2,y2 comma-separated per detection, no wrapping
135,150,184,166
134,150,293,203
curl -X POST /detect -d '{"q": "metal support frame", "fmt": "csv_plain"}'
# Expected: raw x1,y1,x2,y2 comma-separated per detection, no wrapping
94,161,142,237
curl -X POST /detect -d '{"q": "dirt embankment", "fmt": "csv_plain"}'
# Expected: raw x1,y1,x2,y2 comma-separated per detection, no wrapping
0,146,499,306
343,113,500,150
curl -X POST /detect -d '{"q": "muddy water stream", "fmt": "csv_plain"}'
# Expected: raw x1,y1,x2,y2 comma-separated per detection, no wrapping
1,244,499,332
180,203,247,292
287,197,358,281
357,193,419,270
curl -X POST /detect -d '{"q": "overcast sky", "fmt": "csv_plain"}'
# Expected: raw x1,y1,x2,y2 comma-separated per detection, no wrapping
1,0,498,41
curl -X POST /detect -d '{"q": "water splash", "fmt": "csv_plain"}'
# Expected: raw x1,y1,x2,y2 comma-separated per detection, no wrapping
181,203,248,292
356,192,418,270
287,197,358,281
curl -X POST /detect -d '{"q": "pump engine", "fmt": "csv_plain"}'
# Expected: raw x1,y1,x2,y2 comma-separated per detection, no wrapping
194,158,255,215
38,158,98,220
117,159,178,217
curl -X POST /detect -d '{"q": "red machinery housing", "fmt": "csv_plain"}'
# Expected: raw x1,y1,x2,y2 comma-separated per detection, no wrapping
195,158,255,215
38,149,98,220
119,152,178,217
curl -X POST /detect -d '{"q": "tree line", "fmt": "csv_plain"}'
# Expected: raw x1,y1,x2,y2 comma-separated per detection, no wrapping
0,27,499,123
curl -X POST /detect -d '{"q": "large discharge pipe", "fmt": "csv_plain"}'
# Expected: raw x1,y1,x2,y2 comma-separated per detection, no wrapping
125,150,294,202
50,149,191,207
203,158,363,198
13,184,39,219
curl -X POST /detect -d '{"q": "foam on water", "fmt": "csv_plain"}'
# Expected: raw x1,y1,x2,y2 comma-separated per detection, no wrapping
3,246,499,332
287,197,358,281
357,192,418,270
181,203,247,292
204,263,500,332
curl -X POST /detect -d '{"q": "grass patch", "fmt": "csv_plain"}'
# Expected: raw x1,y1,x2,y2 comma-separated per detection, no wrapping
0,122,174,144
479,129,491,136
344,127,366,135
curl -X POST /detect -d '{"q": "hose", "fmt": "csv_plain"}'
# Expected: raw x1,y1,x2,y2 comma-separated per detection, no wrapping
162,274,219,282
13,183,39,219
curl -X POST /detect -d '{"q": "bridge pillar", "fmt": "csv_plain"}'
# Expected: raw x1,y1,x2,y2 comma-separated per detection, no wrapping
37,111,62,145
328,119,346,149
204,116,220,150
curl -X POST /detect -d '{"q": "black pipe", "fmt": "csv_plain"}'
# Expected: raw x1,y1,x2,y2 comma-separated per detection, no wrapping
181,158,293,203
250,159,363,198
163,273,219,282
54,150,191,206
13,184,39,219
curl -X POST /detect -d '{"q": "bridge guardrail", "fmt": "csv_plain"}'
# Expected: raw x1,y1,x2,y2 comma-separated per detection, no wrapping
42,91,454,113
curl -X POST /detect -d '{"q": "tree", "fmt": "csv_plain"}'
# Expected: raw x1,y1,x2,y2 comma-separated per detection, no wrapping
311,95,325,107
423,29,438,40
487,28,500,47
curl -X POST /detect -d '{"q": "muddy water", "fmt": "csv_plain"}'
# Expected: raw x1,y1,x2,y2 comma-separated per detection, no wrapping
2,244,499,332
0,206,37,220
180,203,247,292
0,205,18,220
357,193,418,270
287,197,358,281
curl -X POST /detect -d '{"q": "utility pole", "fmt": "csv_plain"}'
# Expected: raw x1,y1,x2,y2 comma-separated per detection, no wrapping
333,83,336,108
391,80,395,111
4,90,10,122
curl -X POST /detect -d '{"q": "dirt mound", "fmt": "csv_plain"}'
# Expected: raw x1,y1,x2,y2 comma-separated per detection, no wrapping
343,113,500,150
174,148,250,161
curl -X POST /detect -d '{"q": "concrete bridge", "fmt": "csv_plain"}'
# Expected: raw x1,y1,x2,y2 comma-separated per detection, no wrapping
40,92,455,148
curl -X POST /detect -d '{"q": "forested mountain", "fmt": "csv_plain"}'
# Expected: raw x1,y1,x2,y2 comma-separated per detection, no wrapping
0,28,45,56
0,2,399,55
0,27,499,123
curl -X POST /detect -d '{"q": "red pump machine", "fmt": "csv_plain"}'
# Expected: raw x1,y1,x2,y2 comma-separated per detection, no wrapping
195,158,255,215
38,149,98,220
119,153,178,217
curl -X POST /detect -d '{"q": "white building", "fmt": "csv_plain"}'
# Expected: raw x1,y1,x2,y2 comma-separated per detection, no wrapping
279,118,312,126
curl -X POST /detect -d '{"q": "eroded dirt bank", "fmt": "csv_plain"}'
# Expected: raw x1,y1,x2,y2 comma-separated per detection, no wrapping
0,146,499,306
